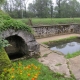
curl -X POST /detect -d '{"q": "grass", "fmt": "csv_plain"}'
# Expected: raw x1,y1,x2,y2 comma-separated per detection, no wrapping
18,18,80,25
55,63,62,66
0,58,75,80
13,58,75,80
65,51,80,59
43,36,78,46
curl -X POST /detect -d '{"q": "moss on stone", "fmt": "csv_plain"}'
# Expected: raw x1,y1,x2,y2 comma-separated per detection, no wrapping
0,10,33,73
0,48,11,73
0,10,32,33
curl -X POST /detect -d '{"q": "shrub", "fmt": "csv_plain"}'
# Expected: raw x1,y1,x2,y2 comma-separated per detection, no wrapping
2,19,32,32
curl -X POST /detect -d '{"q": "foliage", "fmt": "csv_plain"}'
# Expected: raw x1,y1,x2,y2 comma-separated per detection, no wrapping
0,38,9,48
0,10,32,33
2,0,53,18
0,10,32,74
2,19,32,32
0,10,11,20
1,0,80,18
0,48,11,73
0,10,12,74
54,0,80,18
0,62,40,80
0,0,5,7
65,51,80,59
0,58,75,80
28,0,52,18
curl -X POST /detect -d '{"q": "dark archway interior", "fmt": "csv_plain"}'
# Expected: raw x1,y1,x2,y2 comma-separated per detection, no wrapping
5,35,27,60
8,52,24,60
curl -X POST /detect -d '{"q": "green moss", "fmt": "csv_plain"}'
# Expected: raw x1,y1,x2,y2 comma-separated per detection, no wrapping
0,10,32,33
2,19,32,32
0,48,11,73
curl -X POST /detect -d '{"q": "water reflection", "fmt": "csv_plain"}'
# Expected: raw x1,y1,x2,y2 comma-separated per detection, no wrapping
56,44,67,49
68,42,75,47
50,42,80,54
77,42,80,45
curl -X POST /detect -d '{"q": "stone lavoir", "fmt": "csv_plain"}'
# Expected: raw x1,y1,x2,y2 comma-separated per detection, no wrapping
1,29,40,60
32,24,80,38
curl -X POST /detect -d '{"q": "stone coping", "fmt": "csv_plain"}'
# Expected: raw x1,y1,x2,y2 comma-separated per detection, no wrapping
32,23,80,28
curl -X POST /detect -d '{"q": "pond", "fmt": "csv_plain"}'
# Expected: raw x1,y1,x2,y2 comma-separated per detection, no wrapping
49,37,80,54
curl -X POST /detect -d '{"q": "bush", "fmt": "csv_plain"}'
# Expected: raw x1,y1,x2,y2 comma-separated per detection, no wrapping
2,19,32,32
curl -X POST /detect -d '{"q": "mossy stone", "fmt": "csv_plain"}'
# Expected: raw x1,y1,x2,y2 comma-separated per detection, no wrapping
0,10,32,33
0,48,11,73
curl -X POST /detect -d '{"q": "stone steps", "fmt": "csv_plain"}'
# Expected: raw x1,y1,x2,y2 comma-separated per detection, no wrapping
38,44,70,77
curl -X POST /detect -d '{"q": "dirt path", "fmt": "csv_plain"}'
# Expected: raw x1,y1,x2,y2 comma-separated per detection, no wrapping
36,34,80,43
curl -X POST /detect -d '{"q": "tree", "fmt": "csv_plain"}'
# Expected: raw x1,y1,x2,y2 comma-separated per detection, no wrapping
56,0,62,18
2,0,27,18
54,0,80,18
28,0,53,18
28,3,36,17
68,0,80,17
0,0,5,5
0,0,5,9
59,0,70,17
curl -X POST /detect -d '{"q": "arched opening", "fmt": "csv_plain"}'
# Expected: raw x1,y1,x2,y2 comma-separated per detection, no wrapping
5,35,28,60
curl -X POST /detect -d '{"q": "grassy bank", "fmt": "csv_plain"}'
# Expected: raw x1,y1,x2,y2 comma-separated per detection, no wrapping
0,58,75,80
18,18,80,25
65,51,80,59
43,36,78,47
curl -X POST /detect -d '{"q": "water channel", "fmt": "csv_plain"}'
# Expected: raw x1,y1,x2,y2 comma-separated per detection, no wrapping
50,38,80,54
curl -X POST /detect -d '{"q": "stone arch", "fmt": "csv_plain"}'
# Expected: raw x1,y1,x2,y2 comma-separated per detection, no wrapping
5,35,28,60
1,29,40,60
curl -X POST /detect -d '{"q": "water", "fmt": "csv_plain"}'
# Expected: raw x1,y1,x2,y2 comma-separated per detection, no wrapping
50,42,80,54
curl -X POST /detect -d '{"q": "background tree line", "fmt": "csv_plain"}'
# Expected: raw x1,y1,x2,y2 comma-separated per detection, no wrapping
1,0,80,18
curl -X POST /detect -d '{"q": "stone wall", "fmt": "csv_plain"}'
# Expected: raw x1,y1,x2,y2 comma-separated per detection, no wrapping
32,24,80,38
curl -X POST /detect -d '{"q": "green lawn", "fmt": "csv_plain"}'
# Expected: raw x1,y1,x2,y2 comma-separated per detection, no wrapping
17,18,80,25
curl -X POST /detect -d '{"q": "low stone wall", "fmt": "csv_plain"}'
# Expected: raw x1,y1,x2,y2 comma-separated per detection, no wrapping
32,24,80,38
